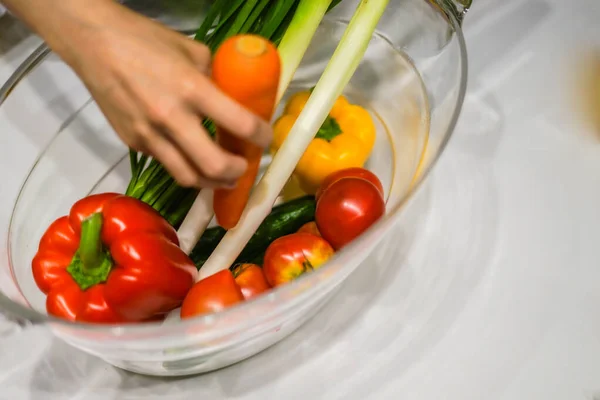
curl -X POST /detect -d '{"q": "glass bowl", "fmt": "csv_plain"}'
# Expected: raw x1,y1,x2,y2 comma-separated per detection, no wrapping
0,1,468,376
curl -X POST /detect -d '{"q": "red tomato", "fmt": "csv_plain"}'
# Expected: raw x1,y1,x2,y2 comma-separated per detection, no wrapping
231,263,271,300
315,167,384,202
297,221,321,237
180,270,245,319
315,177,385,250
263,233,335,287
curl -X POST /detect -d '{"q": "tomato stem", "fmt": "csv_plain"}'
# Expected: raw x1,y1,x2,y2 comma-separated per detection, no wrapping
67,213,113,291
300,250,314,273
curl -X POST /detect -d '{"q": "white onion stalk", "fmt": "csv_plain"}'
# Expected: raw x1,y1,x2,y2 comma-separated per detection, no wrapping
175,0,333,262
199,0,390,280
276,0,334,104
177,189,214,255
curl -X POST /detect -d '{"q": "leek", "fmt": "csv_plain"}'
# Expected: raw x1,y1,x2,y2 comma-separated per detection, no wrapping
175,0,334,260
199,0,390,279
178,189,214,254
276,0,334,103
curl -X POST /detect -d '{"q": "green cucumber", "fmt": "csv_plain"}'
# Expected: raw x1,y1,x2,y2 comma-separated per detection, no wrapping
189,195,316,269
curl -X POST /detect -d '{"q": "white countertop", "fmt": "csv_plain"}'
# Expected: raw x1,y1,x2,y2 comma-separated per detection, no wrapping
1,0,600,398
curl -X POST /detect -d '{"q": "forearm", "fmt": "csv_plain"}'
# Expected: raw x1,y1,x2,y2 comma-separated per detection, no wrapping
2,0,118,66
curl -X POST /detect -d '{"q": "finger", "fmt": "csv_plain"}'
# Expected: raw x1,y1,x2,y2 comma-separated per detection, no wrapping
144,129,219,189
182,39,212,74
185,77,273,148
158,108,249,183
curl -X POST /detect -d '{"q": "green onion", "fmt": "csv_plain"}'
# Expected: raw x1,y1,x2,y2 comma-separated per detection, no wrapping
276,0,333,103
198,0,390,279
178,189,214,254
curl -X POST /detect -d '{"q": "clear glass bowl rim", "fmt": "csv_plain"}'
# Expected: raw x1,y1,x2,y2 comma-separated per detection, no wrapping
0,15,468,336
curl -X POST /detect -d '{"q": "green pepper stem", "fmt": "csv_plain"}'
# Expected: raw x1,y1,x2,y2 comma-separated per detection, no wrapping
67,213,112,291
78,212,106,274
315,116,342,142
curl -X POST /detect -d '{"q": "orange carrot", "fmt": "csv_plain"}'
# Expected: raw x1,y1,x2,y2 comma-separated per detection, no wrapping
211,34,281,230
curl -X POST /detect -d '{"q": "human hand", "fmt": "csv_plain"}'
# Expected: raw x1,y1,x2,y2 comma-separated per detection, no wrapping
53,2,273,188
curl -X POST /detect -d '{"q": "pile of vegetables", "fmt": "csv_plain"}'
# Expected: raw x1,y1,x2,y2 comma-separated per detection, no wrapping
180,166,386,318
31,0,392,324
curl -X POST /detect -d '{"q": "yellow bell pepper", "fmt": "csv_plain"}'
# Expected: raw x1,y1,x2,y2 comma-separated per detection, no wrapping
272,90,376,194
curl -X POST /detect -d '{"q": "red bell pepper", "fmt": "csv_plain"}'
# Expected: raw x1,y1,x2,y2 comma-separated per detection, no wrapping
32,193,197,324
